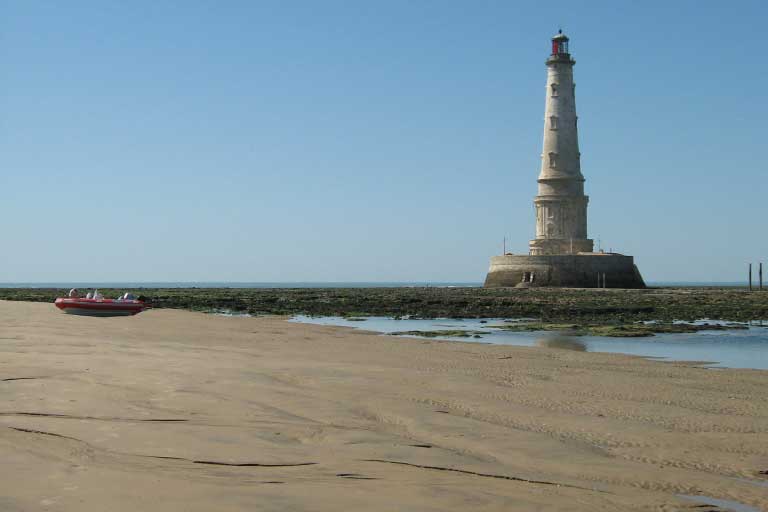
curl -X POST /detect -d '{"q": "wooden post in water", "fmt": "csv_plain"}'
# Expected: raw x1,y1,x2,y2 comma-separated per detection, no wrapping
749,263,752,291
760,262,763,290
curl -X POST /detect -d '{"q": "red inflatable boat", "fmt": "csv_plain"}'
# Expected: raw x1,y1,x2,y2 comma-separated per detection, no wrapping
55,292,147,317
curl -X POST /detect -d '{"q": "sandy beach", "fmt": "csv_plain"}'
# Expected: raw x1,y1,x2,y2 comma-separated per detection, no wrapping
1,300,766,511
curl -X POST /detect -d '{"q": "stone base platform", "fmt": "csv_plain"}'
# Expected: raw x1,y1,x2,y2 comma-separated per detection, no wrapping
484,253,645,289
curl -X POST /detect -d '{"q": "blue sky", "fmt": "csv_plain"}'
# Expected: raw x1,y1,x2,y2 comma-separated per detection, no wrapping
1,0,765,283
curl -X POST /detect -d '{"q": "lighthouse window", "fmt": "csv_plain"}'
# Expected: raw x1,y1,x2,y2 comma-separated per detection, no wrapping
550,84,559,97
548,152,557,169
550,116,558,130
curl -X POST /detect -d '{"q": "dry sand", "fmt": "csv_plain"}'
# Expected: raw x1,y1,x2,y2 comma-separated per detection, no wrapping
0,300,766,511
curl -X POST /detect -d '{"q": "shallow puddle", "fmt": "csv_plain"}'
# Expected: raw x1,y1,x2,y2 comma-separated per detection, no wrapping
677,494,761,512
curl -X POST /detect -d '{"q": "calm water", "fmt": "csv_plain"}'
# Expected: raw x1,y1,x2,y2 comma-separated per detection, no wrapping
0,282,481,289
677,494,760,512
291,316,768,370
0,281,750,288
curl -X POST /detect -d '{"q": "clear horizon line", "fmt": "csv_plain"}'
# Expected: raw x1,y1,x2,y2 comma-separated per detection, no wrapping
0,280,751,285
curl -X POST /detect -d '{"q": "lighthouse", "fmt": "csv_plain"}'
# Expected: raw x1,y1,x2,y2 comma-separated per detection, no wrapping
530,30,593,256
484,32,645,288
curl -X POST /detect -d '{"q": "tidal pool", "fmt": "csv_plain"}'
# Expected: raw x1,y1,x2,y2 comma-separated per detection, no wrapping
677,494,761,512
290,316,768,370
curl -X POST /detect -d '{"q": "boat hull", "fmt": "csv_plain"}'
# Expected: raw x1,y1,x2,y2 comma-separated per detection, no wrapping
59,307,140,317
55,298,146,317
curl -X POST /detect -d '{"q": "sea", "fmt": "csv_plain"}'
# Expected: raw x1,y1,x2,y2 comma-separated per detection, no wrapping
0,281,750,288
0,282,480,289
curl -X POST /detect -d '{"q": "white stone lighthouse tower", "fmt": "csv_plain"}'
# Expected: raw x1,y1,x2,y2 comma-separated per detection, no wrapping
483,31,645,288
529,30,593,256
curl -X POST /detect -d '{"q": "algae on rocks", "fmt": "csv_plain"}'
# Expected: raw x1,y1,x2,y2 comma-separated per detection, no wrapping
1,287,766,325
389,330,492,338
489,322,749,338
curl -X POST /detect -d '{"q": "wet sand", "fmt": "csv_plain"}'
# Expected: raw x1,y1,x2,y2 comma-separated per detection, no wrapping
0,300,766,511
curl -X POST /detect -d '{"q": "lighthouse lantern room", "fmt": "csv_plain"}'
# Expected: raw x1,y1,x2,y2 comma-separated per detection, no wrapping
551,30,569,56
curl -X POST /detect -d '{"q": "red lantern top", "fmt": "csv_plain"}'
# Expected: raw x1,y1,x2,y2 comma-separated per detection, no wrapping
551,30,570,56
